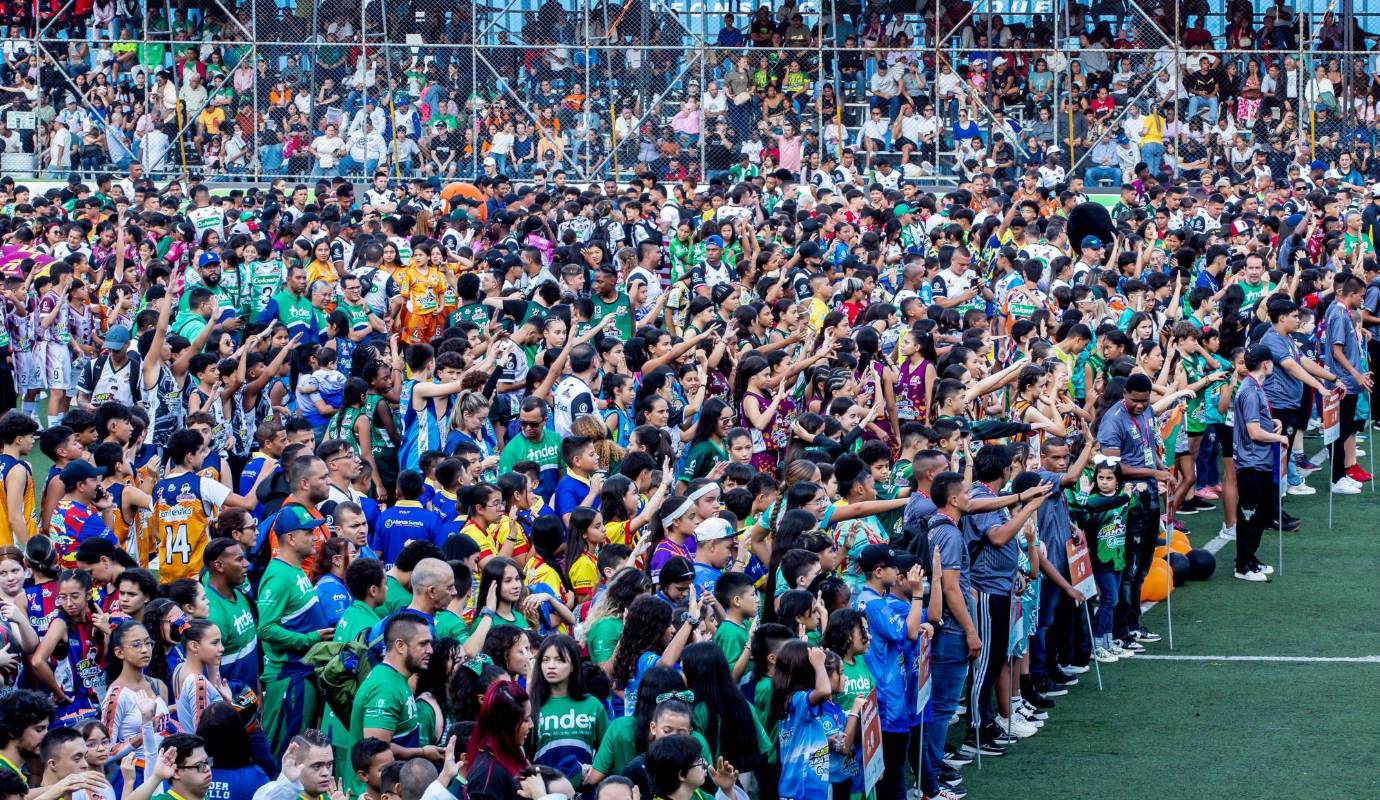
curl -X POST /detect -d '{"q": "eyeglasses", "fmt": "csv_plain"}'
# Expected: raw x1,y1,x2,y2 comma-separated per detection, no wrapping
181,758,214,772
520,418,545,428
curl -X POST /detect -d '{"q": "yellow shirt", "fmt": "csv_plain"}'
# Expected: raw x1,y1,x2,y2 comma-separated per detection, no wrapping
569,552,599,597
603,519,631,547
1140,114,1164,146
808,297,829,332
306,259,339,287
395,265,447,316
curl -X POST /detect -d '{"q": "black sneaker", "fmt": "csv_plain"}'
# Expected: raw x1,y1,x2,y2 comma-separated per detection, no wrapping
1049,669,1079,687
1187,496,1216,510
943,749,974,768
980,724,1019,745
939,764,964,784
1134,627,1162,643
1023,688,1056,709
942,781,969,798
1120,638,1146,652
1034,677,1069,697
1176,502,1199,515
959,737,1007,757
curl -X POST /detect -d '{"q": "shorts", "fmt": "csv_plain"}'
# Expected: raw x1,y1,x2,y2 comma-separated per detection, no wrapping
1214,423,1233,459
69,354,91,394
399,310,444,345
14,351,39,393
35,341,72,390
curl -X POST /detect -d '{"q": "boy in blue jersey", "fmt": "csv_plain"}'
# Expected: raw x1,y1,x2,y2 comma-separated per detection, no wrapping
690,515,737,601
554,435,601,528
427,457,464,526
853,543,928,800
239,419,286,517
374,470,443,564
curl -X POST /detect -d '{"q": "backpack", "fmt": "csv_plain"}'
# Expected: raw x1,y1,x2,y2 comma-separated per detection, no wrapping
897,505,931,561
82,351,144,406
305,633,379,725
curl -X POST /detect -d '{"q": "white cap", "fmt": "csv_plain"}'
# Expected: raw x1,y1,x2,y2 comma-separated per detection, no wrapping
1368,183,1380,197
694,516,738,542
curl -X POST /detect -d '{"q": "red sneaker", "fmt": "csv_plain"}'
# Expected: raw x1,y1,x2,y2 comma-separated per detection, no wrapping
1347,464,1373,483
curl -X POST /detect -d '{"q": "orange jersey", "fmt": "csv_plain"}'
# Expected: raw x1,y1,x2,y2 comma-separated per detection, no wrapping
0,455,35,546
152,472,228,583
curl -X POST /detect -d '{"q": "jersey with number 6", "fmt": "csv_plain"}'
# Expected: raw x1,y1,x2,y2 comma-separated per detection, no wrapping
152,472,231,583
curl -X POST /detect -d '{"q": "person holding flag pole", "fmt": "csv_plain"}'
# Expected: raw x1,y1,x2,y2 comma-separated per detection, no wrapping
1233,345,1292,583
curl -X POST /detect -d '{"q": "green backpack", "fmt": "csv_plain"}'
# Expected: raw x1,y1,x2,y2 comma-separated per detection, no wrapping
305,637,376,725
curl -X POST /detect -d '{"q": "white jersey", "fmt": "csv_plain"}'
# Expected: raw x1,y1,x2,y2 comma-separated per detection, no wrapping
553,374,595,437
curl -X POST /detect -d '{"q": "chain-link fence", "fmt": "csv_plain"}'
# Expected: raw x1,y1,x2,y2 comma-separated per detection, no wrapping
4,0,1380,185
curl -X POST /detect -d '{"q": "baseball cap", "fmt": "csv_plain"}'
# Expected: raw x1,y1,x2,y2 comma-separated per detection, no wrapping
60,460,103,489
274,505,329,535
1080,235,1104,250
1309,159,1327,171
705,235,725,248
694,516,737,542
894,203,913,216
857,544,899,574
659,555,696,584
197,251,221,268
104,325,132,349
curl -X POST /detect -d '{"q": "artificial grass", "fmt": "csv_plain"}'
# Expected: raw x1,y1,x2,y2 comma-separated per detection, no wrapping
962,474,1380,798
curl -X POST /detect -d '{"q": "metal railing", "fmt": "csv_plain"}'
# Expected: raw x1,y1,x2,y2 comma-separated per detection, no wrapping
2,0,1378,184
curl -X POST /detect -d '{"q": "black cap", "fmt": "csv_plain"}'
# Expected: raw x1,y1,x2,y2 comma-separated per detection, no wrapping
60,460,103,489
659,555,695,584
857,544,898,573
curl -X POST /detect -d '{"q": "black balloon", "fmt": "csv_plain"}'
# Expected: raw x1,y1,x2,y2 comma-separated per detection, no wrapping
1067,202,1116,251
1185,548,1217,581
1168,552,1191,586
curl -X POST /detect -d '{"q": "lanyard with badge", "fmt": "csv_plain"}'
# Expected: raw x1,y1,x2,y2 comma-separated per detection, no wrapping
1123,400,1157,470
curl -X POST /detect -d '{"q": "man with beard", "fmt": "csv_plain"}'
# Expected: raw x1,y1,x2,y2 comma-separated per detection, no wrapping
348,611,439,793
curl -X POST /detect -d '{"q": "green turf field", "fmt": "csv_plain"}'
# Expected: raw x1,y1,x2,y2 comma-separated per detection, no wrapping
961,455,1380,799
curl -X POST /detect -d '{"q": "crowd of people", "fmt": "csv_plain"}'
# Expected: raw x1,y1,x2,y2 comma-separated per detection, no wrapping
0,129,1376,800
8,0,1380,184
0,6,1374,800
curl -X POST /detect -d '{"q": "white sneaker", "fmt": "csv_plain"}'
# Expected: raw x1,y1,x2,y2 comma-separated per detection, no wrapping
1219,524,1237,540
1013,698,1046,719
997,714,1039,738
1092,645,1119,663
1061,662,1090,675
1357,448,1366,457
1331,479,1362,495
1013,706,1045,727
1234,567,1269,582
1288,482,1317,496
1342,475,1364,490
1255,562,1275,575
1111,641,1134,657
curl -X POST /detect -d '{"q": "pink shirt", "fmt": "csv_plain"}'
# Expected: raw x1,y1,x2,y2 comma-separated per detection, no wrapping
776,134,803,172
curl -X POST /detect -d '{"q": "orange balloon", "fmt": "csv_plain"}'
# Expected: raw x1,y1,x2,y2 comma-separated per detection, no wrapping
1139,557,1176,603
1155,529,1191,556
440,182,488,222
